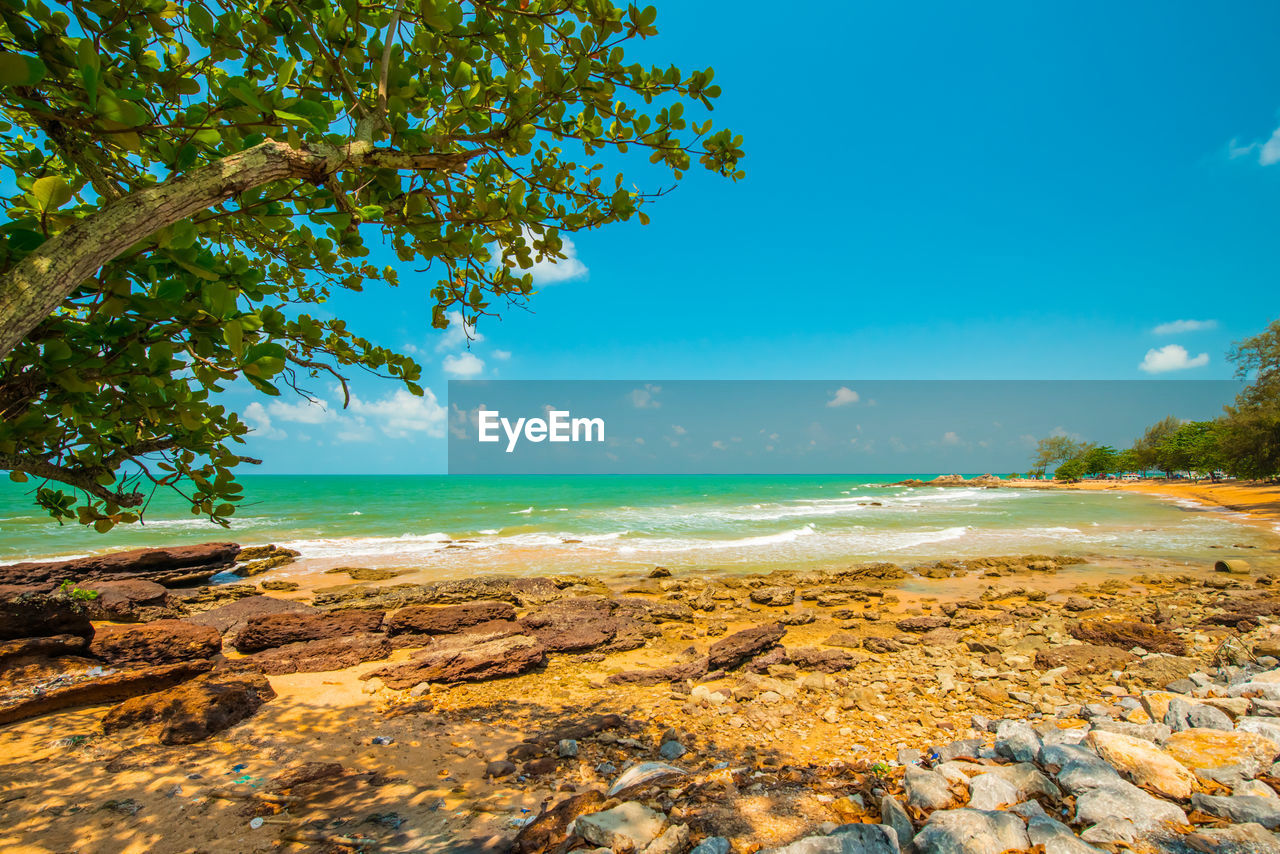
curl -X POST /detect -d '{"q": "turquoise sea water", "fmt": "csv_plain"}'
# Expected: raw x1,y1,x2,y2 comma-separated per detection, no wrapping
0,475,1274,575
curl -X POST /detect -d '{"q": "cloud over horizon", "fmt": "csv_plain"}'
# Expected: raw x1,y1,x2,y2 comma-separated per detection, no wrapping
826,387,860,407
1139,344,1209,373
1153,319,1217,335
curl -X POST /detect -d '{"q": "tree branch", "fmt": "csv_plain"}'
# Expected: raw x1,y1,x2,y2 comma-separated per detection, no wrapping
0,452,144,507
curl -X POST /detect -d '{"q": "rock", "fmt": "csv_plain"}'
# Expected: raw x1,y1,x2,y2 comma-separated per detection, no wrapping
642,823,690,854
708,623,786,670
879,796,914,850
260,580,299,592
0,633,87,665
749,586,796,607
0,543,240,587
387,601,517,636
787,648,862,672
232,609,385,652
896,616,949,632
659,740,686,760
972,684,1009,704
608,658,710,686
1079,817,1138,848
267,761,346,791
912,809,1030,854
1163,728,1280,782
1238,716,1280,743
185,595,317,638
102,667,274,744
978,762,1061,800
1237,780,1278,798
1159,823,1280,854
1069,620,1186,655
524,757,559,776
0,660,212,726
89,619,221,665
1087,730,1195,799
363,634,545,687
513,790,607,854
233,545,299,576
519,597,621,652
966,773,1018,810
1072,777,1186,833
648,567,672,579
781,826,900,854
1164,697,1233,732
904,765,956,811
607,762,687,797
1089,719,1171,743
1039,743,1110,774
1035,644,1138,675
1189,793,1280,829
84,579,175,622
1024,807,1106,854
252,633,391,674
576,802,667,852
0,586,93,640
485,760,517,778
994,719,1041,762
689,838,730,854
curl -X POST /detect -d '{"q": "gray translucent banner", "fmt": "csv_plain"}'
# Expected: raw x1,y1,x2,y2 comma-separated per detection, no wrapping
447,380,1240,474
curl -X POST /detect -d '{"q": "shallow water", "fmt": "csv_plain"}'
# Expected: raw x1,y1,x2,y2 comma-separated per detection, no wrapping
1,475,1274,575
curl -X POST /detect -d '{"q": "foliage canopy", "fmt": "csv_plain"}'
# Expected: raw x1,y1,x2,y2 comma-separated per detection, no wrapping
0,0,743,529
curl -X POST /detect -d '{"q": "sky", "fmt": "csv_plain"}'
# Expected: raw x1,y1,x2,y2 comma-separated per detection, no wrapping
231,1,1280,474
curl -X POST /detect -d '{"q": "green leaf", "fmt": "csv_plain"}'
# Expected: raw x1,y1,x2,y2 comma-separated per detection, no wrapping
0,53,46,87
8,471,28,483
223,319,244,356
29,177,74,213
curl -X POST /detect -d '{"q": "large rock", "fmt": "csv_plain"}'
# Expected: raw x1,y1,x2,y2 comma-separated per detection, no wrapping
1087,730,1195,799
513,790,607,854
84,579,175,622
386,601,516,636
232,609,384,652
363,634,545,687
519,597,621,652
0,543,240,587
1069,619,1186,655
312,575,561,610
608,657,710,686
0,586,93,640
0,660,212,726
102,667,275,744
89,619,222,665
905,765,957,811
252,633,391,674
576,802,667,851
912,809,1030,854
708,622,786,670
185,595,317,638
1163,728,1280,782
1189,794,1280,829
771,826,900,854
1035,644,1138,675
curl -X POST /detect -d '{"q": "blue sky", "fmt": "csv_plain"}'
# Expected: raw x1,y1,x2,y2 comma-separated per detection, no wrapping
234,1,1280,473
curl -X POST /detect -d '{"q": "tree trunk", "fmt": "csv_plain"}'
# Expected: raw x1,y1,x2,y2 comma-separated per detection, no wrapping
0,139,474,359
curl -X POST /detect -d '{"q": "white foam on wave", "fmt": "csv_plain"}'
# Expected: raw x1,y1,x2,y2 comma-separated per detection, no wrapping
512,507,533,515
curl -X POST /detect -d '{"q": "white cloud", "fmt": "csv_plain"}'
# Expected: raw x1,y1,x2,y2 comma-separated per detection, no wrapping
242,402,287,440
1153,319,1217,335
711,439,727,450
443,352,485,378
941,431,961,446
267,397,336,424
630,384,661,409
826,387,859,408
492,229,589,285
492,349,511,361
1229,125,1280,166
671,424,687,435
1139,344,1209,374
349,388,446,439
436,310,483,353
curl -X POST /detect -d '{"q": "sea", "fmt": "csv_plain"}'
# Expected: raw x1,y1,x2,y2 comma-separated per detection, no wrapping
0,475,1273,576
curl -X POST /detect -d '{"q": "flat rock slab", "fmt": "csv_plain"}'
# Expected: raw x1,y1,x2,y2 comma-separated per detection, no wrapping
102,667,275,744
1035,644,1138,674
576,801,667,852
363,633,545,687
0,587,93,640
90,619,222,666
0,543,240,588
186,595,317,637
233,609,385,652
387,601,517,636
252,633,391,674
1069,619,1186,655
0,660,213,726
708,622,786,670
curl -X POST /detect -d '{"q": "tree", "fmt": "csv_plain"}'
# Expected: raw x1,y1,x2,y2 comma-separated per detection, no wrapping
1054,456,1086,482
1031,434,1084,476
1219,319,1280,479
0,0,743,529
1154,420,1221,480
1080,444,1119,477
1131,415,1181,476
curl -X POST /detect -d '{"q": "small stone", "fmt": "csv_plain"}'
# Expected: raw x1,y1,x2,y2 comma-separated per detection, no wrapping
904,766,955,812
966,773,1018,810
558,739,579,758
878,796,913,850
689,837,730,854
484,760,516,778
994,719,1041,762
641,823,690,854
659,740,687,760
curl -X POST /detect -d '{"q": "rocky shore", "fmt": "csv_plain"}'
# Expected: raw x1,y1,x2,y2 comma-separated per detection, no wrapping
3,544,1280,853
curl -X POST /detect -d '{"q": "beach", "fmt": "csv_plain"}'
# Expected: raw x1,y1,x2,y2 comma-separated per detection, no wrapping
2,478,1280,853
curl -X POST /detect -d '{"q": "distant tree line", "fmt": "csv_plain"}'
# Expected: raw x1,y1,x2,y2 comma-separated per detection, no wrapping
1029,319,1280,482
